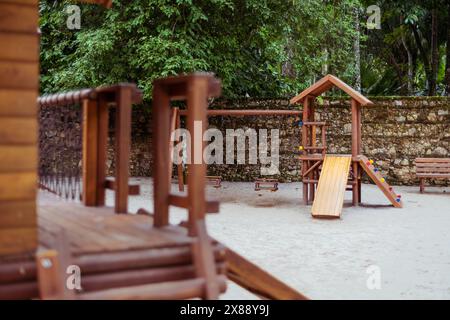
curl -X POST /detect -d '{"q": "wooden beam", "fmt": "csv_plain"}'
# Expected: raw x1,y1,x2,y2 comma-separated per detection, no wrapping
186,76,208,234
191,220,220,299
179,109,302,117
95,95,109,206
104,179,140,195
82,99,99,206
114,85,133,213
169,195,219,213
152,82,171,227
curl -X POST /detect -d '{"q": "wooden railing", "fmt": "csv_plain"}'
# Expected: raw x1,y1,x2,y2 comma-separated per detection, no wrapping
152,73,221,236
38,84,142,213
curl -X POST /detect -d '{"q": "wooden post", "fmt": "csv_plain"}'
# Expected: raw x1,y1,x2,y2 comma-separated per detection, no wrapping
36,250,65,299
186,77,208,235
82,99,98,206
96,95,109,206
114,86,133,213
309,99,315,203
152,83,171,227
351,99,360,205
301,97,310,204
192,220,219,299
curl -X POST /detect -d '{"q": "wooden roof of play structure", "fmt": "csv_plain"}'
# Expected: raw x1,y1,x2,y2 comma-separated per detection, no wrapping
290,74,374,106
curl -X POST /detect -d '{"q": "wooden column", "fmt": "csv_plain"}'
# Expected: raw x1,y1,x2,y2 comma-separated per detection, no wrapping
95,95,109,206
186,77,208,235
308,99,315,203
152,83,171,227
357,104,362,203
82,99,99,206
351,98,360,206
301,97,310,204
114,86,133,213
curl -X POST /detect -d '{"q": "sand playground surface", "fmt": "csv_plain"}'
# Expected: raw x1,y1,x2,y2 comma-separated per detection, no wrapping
97,179,450,299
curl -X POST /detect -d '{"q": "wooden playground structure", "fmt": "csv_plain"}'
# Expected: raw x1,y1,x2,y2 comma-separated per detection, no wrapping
171,74,403,218
290,74,403,218
0,0,306,300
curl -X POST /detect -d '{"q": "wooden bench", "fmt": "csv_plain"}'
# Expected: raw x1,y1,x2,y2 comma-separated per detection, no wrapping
254,178,279,192
206,176,222,188
415,158,450,193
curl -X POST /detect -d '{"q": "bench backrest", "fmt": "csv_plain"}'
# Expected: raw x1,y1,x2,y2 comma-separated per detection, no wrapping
416,158,450,177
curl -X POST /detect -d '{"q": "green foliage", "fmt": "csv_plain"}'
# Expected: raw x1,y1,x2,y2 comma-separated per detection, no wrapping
39,0,362,99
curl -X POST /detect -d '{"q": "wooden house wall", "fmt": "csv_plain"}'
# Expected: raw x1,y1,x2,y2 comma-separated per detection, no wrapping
0,0,39,255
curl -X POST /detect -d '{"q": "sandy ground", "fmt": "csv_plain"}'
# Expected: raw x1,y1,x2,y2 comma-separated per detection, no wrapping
102,179,450,300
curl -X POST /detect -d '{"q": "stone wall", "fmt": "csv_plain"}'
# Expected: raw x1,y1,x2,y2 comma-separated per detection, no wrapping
45,97,449,186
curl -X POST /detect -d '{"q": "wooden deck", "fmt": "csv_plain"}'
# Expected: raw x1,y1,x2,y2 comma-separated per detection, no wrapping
0,193,226,299
38,201,193,255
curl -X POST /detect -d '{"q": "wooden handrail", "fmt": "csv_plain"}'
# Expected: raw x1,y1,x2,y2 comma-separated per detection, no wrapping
38,84,142,213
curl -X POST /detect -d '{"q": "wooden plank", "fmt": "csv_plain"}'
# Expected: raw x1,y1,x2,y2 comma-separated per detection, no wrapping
0,117,36,144
80,264,220,292
0,89,37,117
0,281,38,300
0,227,37,255
0,61,38,90
79,278,210,300
0,3,38,33
417,167,450,173
415,158,450,163
0,33,38,62
359,156,403,208
82,99,98,206
0,172,36,201
416,173,450,178
0,200,36,228
416,163,450,168
0,145,37,172
311,155,352,218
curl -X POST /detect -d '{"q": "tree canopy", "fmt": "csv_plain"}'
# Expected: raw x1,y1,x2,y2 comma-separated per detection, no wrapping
39,0,450,98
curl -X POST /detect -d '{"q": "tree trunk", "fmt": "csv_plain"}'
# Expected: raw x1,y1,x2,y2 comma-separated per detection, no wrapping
430,5,438,96
410,24,432,94
446,1,450,96
353,7,361,92
400,14,413,95
402,37,414,95
281,39,296,79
